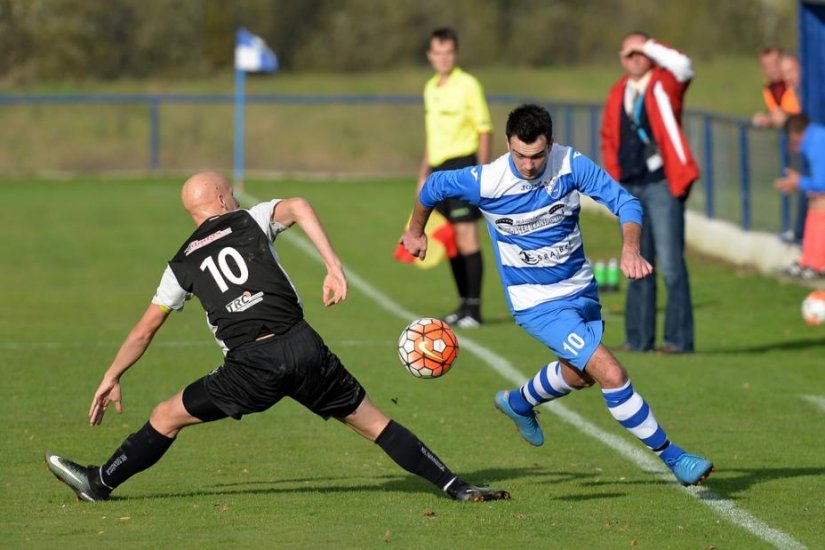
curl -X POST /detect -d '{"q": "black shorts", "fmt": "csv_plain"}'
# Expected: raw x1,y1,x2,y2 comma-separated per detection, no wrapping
431,154,483,223
182,320,366,422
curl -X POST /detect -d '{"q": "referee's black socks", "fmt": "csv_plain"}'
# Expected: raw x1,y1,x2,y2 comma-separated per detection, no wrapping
464,251,483,310
99,421,176,490
374,420,458,492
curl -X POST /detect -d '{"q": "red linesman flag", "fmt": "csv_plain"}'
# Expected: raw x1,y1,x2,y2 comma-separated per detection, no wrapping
394,209,458,269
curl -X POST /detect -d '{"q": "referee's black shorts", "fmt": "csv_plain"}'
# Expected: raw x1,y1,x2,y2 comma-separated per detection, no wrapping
431,153,483,223
182,320,366,422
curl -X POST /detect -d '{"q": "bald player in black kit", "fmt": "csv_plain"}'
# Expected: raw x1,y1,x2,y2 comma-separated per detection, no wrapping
46,171,509,503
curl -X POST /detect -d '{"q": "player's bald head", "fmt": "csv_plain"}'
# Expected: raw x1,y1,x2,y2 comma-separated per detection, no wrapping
181,171,237,224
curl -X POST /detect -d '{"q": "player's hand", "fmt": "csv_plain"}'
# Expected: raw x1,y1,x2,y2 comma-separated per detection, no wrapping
774,168,800,194
89,376,123,426
400,230,428,260
323,268,348,307
752,112,771,128
620,249,653,280
620,43,645,59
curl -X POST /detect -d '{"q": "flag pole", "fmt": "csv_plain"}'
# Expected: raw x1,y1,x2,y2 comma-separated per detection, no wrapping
234,27,276,190
233,66,246,190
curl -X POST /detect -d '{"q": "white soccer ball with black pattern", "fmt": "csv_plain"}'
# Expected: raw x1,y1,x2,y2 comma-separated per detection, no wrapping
397,318,459,378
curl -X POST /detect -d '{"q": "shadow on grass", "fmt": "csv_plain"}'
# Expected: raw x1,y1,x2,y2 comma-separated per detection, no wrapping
701,337,825,354
695,466,825,500
96,464,825,503
610,337,825,355
572,465,825,501
136,466,615,501
554,492,626,502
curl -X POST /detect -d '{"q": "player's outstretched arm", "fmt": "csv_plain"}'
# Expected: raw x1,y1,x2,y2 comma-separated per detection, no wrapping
400,200,433,260
273,197,347,306
89,304,170,426
619,222,653,280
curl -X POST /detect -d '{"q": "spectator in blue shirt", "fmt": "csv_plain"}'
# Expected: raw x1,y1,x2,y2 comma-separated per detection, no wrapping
776,114,825,279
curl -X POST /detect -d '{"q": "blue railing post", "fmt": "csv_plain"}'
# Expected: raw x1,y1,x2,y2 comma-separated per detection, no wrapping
702,115,715,218
778,131,790,232
738,123,751,230
588,105,599,162
149,96,160,172
564,105,574,147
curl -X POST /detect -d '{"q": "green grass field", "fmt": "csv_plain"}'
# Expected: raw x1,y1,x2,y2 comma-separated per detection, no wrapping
2,177,824,548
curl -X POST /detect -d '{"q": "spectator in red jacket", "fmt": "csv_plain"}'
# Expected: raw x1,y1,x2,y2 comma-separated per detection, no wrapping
600,31,698,354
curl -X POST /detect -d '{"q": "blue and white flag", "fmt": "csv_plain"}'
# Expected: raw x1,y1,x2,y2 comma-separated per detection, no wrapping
234,27,278,73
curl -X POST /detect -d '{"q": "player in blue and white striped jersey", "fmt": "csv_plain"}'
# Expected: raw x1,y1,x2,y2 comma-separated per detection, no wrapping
400,104,712,486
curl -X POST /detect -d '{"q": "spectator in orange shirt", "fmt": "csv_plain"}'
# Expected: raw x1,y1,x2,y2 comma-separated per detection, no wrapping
771,53,802,127
752,47,786,128
753,50,801,129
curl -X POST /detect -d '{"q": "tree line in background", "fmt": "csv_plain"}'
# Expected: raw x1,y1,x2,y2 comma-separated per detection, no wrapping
0,0,795,83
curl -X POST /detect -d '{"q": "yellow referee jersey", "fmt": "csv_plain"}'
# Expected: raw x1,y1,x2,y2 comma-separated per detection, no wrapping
424,67,493,167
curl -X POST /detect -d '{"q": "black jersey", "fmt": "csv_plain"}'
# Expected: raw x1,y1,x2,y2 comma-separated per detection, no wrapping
153,201,303,351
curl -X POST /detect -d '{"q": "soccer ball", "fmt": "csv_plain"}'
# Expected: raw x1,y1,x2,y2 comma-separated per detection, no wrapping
801,290,825,325
397,318,459,378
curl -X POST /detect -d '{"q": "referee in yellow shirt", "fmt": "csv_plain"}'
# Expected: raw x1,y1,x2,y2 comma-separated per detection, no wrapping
417,27,492,328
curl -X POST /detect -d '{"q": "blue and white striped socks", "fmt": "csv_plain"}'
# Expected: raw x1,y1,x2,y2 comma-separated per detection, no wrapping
508,361,576,415
602,380,683,462
507,368,684,464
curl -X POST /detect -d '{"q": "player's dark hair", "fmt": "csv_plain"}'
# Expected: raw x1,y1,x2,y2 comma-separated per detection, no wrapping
784,113,810,135
430,27,458,50
506,104,553,143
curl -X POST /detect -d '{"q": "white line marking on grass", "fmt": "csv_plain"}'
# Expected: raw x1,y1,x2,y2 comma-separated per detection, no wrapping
238,190,806,550
801,395,825,413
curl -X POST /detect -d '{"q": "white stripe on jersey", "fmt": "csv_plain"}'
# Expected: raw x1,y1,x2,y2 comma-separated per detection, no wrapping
482,191,580,237
479,143,573,199
497,227,582,268
422,143,640,315
507,261,594,311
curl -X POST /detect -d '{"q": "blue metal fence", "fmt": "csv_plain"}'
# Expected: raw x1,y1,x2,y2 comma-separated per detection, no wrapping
0,93,793,234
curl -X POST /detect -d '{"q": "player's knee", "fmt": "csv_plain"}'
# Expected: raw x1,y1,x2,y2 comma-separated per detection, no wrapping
583,347,629,389
575,377,596,389
341,397,391,441
595,360,629,389
560,363,595,389
149,398,189,437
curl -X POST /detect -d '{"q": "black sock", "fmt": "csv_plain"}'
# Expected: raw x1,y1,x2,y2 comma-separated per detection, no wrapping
374,420,457,491
464,251,483,317
448,255,468,302
100,421,175,489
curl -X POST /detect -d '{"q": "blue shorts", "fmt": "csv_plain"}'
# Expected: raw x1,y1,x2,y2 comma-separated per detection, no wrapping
514,294,604,371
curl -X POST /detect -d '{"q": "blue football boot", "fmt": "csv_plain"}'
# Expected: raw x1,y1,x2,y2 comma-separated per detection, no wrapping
494,390,544,446
666,452,714,486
